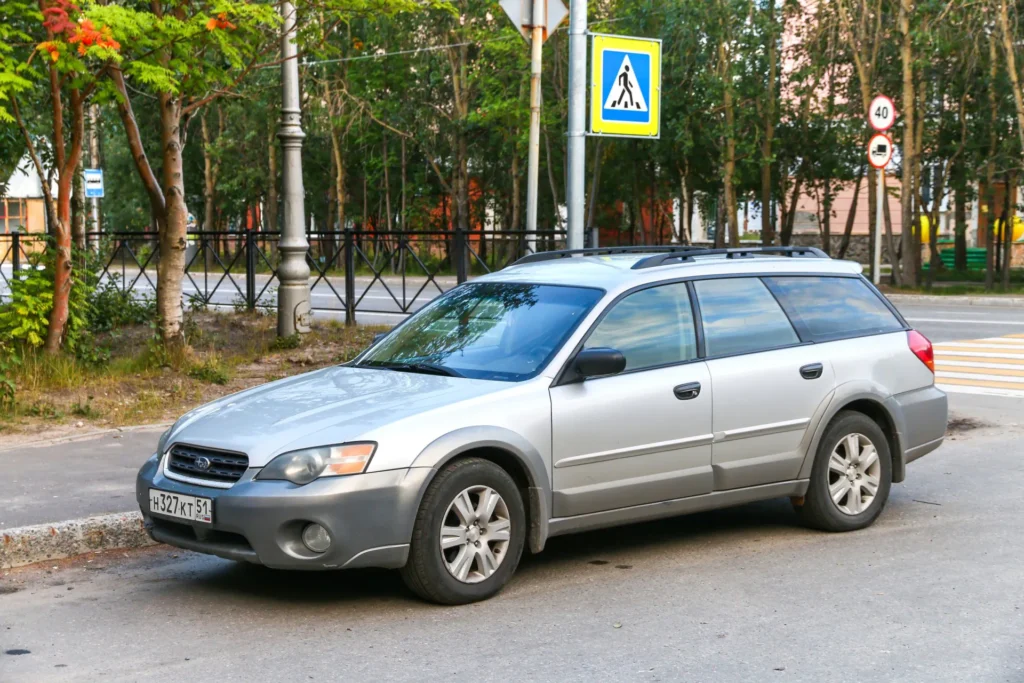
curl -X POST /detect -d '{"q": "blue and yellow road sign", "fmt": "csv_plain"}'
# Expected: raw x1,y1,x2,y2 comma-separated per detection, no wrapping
590,34,662,138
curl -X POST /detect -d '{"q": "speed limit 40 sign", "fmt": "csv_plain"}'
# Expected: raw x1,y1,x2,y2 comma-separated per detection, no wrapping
869,95,896,132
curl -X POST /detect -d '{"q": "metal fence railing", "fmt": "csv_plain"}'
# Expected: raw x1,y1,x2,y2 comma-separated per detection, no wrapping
0,229,568,323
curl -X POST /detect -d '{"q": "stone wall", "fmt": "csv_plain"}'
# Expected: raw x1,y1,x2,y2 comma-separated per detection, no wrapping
787,234,888,265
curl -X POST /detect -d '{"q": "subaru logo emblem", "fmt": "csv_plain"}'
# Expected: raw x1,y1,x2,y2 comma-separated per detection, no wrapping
195,456,212,471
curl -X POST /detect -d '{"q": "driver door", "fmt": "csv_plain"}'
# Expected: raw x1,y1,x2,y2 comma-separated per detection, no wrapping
549,282,714,518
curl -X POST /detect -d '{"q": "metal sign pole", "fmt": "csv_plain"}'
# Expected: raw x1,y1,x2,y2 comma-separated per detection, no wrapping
566,0,587,250
525,0,545,254
875,169,884,285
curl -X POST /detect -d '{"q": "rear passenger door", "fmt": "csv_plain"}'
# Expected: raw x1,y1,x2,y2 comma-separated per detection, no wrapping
694,277,836,491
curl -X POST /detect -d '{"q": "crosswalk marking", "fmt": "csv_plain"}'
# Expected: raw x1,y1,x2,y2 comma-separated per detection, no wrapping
934,334,1024,399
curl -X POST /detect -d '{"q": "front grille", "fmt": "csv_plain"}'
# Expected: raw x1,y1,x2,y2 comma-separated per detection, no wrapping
167,444,248,484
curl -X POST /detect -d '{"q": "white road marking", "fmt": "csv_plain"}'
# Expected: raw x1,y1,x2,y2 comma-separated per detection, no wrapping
933,342,1024,350
906,317,1024,326
937,384,1024,398
936,371,1024,384
936,360,1024,371
933,350,1024,360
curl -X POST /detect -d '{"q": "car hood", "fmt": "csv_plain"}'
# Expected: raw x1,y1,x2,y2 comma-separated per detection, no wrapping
165,366,509,467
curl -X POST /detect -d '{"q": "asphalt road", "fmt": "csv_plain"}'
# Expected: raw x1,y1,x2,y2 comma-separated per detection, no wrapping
1,419,1022,682
896,301,1024,342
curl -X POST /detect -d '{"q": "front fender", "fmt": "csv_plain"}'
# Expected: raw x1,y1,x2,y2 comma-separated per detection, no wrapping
411,426,551,553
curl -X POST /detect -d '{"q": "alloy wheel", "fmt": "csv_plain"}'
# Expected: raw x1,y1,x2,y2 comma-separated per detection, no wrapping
439,485,512,584
828,433,882,515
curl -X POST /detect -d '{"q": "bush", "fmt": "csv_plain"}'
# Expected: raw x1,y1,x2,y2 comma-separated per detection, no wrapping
0,251,90,353
187,358,230,385
86,275,155,333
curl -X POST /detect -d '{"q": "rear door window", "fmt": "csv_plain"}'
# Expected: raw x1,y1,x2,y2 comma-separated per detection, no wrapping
764,276,904,342
694,278,800,357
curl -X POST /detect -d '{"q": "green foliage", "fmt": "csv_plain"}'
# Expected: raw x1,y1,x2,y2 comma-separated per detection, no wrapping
271,334,302,351
187,358,230,385
86,275,156,333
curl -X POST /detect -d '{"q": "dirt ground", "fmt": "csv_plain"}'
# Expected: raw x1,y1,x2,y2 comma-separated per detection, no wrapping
0,312,383,444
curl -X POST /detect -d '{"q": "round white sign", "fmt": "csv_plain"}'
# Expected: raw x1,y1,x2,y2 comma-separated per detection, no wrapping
869,95,896,132
868,133,894,169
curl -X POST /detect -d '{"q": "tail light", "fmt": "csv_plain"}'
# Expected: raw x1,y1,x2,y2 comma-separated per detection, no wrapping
907,330,935,373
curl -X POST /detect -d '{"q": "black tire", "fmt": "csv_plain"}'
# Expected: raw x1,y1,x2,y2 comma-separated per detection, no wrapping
796,410,893,532
400,457,526,605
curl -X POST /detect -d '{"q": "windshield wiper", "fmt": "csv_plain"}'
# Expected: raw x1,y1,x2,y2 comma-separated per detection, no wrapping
364,361,463,378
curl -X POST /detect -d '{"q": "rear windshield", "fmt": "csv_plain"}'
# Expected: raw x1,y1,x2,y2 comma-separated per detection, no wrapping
764,276,904,342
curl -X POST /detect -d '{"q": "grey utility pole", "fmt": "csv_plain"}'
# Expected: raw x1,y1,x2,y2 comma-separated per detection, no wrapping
566,0,587,250
524,0,545,254
277,0,311,337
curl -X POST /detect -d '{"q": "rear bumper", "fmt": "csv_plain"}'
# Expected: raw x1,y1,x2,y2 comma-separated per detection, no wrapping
888,384,948,466
136,454,433,570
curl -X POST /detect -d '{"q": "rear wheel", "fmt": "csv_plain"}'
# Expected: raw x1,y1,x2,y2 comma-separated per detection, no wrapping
401,458,526,605
796,411,892,532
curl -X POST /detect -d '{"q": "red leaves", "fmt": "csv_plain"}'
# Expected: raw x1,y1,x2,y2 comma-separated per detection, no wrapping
42,0,80,36
69,19,121,53
206,13,236,31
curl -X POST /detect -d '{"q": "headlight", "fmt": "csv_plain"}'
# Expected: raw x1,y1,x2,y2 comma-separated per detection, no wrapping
257,442,377,485
157,428,172,457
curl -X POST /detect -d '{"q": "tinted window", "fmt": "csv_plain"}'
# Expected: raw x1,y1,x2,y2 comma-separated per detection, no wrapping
585,283,698,371
695,278,800,357
765,276,904,342
359,283,603,382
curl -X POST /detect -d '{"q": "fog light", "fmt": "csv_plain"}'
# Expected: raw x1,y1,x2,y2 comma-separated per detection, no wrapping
301,523,331,553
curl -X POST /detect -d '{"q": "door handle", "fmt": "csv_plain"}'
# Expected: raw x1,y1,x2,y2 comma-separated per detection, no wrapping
800,363,824,380
673,382,701,400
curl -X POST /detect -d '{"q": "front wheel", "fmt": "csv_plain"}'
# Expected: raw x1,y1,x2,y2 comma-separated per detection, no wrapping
796,411,893,532
401,458,526,605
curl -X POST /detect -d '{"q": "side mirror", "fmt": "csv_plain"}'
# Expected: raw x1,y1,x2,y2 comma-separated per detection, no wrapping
573,347,627,380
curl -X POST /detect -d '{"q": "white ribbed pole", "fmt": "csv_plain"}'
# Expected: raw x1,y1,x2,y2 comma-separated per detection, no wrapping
566,0,587,250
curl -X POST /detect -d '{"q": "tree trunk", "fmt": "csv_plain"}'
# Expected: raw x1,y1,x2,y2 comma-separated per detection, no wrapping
158,96,188,347
837,172,863,260
586,139,605,242
1004,172,1015,290
780,171,803,247
899,0,916,287
71,150,85,251
202,112,216,233
986,32,999,291
760,0,777,246
543,128,565,232
953,160,967,271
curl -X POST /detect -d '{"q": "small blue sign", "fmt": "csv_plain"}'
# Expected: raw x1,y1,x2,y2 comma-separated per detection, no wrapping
600,51,651,124
84,168,104,198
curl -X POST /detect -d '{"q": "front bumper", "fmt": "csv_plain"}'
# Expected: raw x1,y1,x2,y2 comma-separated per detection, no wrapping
136,455,433,570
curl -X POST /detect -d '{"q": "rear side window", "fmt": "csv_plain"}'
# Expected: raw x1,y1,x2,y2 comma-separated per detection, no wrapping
585,282,698,371
694,278,800,357
765,276,904,342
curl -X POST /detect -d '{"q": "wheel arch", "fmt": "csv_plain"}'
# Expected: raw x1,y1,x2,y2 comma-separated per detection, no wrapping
411,427,551,554
799,384,907,483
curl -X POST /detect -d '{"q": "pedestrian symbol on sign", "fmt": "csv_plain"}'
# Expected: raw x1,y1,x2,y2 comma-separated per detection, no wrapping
605,56,648,112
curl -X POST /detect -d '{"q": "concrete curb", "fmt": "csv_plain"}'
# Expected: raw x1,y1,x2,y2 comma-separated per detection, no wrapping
887,293,1024,308
0,423,171,454
0,512,156,569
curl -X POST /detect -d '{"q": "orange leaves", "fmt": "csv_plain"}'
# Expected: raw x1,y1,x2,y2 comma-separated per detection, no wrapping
69,19,121,53
206,13,237,32
39,41,61,62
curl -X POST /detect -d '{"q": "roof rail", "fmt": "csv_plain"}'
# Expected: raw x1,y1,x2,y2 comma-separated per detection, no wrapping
512,245,707,266
631,246,829,270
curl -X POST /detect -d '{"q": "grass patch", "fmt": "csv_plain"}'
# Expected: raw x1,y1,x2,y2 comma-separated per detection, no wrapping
0,312,384,437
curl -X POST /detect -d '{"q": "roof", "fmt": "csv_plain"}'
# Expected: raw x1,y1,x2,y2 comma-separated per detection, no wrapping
476,250,863,294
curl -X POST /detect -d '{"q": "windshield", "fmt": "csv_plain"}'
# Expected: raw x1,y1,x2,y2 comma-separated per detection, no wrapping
357,282,604,382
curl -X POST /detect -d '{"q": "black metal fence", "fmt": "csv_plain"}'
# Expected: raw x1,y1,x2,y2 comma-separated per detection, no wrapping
0,229,567,323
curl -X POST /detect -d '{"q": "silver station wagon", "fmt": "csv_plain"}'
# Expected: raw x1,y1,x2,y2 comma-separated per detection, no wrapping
137,246,948,604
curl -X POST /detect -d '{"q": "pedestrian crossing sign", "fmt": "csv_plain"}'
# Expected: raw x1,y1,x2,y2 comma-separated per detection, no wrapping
590,34,661,138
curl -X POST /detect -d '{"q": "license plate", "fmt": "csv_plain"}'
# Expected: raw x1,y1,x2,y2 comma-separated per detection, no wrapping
149,489,213,524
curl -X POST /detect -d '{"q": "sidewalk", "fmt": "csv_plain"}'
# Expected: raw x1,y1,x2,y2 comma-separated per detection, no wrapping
886,293,1024,308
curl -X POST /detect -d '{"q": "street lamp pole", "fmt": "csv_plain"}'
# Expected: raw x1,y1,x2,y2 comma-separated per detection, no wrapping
277,0,311,337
